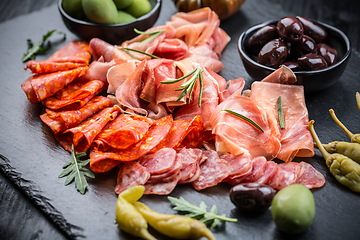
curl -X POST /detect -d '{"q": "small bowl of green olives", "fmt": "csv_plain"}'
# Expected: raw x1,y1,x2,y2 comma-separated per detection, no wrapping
238,17,351,93
58,0,162,45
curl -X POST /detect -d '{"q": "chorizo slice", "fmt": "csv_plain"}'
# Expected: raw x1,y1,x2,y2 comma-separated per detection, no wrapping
89,114,173,173
40,96,113,135
114,162,150,194
42,79,105,110
56,105,120,154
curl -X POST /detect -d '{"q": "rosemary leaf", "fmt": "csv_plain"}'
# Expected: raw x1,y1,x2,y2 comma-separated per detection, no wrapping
134,28,165,47
119,47,160,59
222,109,264,132
277,96,285,129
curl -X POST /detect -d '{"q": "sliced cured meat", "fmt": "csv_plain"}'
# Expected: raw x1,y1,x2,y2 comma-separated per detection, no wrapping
89,114,173,173
93,114,155,151
261,65,297,85
250,81,314,162
21,67,88,103
144,171,181,195
153,38,189,60
255,160,279,184
151,115,204,152
106,61,138,93
147,152,182,182
175,67,222,132
219,78,245,103
141,59,176,104
42,79,105,110
40,96,113,135
139,148,177,175
297,162,325,189
191,149,230,191
242,156,268,183
177,148,203,183
114,162,150,194
275,162,303,190
210,88,281,159
221,151,252,181
89,38,133,62
266,166,284,189
56,105,120,154
115,60,147,115
25,40,92,74
145,103,168,120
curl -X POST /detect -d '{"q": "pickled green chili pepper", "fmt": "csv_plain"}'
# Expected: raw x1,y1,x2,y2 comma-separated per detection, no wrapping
356,92,360,111
115,186,156,240
309,120,360,192
314,141,360,165
133,201,216,240
329,109,360,144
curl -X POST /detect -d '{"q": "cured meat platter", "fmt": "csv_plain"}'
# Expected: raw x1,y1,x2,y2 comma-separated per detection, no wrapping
1,0,360,239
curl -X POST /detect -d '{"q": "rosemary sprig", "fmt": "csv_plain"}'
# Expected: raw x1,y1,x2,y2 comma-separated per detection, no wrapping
168,196,237,229
58,145,94,194
222,109,264,132
119,47,160,59
134,28,165,47
22,30,66,62
160,67,204,107
277,96,285,129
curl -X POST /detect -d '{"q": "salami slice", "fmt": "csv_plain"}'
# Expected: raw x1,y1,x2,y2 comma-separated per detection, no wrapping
242,156,268,183
151,115,204,152
92,114,155,151
21,67,88,103
139,148,177,175
42,79,105,110
266,166,284,189
191,149,231,191
56,106,120,154
144,171,181,195
275,162,303,190
254,160,279,184
147,153,182,182
114,162,150,194
177,148,203,184
296,162,325,189
221,151,252,181
89,114,173,173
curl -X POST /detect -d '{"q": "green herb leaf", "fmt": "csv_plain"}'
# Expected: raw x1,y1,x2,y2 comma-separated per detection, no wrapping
22,30,66,62
277,96,285,129
222,109,264,132
168,196,237,229
58,145,94,194
160,67,204,107
134,28,165,47
119,47,160,59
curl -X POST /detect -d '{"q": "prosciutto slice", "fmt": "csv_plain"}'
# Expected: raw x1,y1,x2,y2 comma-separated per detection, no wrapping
210,88,281,159
42,79,105,110
250,81,314,162
89,38,133,62
153,38,188,60
40,96,113,135
21,67,88,103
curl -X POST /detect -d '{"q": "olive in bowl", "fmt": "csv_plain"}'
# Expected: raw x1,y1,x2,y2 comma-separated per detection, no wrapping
58,0,162,45
238,18,351,93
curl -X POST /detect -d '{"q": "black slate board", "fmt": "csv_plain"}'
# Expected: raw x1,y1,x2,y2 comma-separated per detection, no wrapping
1,1,360,240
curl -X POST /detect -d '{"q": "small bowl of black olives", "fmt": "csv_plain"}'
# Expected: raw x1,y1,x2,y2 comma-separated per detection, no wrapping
238,16,351,93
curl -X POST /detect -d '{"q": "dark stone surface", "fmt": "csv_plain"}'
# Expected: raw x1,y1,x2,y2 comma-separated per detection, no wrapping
0,0,360,240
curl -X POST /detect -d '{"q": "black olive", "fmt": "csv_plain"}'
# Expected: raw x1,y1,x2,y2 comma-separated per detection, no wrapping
282,61,302,71
298,53,328,70
316,43,337,66
293,35,317,58
247,25,277,55
296,16,327,43
229,183,276,212
257,39,288,68
277,16,304,43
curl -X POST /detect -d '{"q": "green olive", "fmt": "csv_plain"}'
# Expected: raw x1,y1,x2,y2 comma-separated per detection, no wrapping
117,10,136,24
125,0,152,18
62,0,84,19
113,0,134,9
82,0,118,24
271,184,315,234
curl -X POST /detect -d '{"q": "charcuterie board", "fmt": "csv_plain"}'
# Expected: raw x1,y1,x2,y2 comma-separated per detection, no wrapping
0,1,360,239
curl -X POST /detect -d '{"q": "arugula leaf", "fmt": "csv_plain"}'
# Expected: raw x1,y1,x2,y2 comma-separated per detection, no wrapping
134,28,165,47
168,196,237,229
22,30,66,62
58,145,94,194
222,109,264,132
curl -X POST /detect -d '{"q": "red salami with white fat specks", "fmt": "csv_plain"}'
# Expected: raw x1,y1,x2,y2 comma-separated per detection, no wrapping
114,162,150,194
